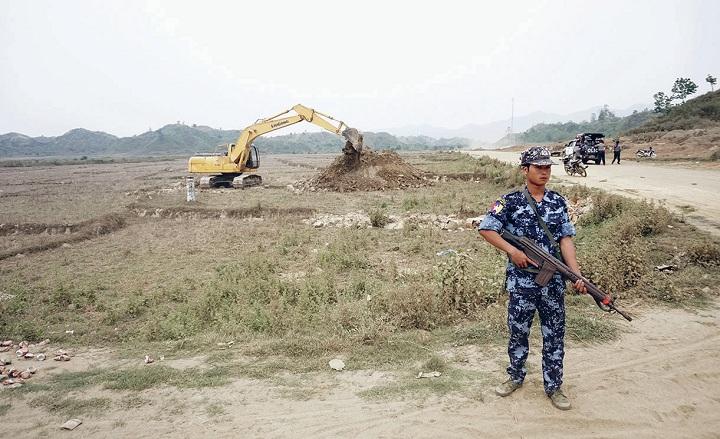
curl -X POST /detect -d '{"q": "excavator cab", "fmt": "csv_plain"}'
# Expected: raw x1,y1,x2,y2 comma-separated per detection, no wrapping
245,145,259,169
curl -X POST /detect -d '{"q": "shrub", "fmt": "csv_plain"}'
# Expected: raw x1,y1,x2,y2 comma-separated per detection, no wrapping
686,241,720,267
580,234,647,294
578,192,626,226
369,209,390,228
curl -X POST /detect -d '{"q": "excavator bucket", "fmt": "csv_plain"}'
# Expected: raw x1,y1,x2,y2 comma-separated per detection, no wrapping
341,128,364,156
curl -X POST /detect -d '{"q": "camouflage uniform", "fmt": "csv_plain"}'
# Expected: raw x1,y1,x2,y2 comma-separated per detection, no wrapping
478,187,576,395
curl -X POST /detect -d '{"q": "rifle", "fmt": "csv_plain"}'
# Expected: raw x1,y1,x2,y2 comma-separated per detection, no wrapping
500,229,632,322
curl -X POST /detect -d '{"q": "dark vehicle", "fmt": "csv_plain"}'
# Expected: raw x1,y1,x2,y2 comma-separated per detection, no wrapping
562,132,605,165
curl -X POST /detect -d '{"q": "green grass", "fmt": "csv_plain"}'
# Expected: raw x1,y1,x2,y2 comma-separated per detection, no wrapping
205,403,227,417
11,364,231,397
358,367,490,401
1,152,718,393
28,395,111,417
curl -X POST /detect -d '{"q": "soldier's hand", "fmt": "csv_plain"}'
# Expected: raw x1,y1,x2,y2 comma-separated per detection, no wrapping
573,279,588,294
509,249,538,269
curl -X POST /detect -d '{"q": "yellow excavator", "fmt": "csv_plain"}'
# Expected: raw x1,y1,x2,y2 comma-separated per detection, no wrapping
188,104,364,188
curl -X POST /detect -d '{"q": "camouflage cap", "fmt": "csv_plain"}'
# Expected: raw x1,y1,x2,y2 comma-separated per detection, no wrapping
520,146,557,166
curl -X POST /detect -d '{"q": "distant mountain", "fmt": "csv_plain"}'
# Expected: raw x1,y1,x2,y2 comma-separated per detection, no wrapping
0,125,470,158
383,103,650,143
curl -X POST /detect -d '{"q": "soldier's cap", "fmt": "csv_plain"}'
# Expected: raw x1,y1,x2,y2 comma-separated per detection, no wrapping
520,146,557,166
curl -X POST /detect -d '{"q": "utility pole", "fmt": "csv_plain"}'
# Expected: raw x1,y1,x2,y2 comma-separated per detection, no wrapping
510,98,515,145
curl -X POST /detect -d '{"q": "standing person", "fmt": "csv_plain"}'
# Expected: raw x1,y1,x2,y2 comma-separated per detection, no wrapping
477,146,588,411
612,139,622,164
597,140,606,165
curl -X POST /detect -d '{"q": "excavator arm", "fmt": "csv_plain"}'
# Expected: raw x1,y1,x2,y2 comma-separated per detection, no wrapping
228,104,362,165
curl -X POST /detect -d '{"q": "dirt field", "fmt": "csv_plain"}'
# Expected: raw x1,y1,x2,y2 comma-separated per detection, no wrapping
1,153,719,438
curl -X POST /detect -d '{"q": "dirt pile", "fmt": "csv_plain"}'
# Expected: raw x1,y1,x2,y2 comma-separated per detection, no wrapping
304,150,430,192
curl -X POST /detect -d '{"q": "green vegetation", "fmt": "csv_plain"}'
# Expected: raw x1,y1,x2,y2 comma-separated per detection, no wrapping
358,367,485,400
509,76,719,144
29,396,111,417
0,155,180,167
707,75,717,92
1,152,718,403
628,89,720,133
514,107,656,143
0,126,470,158
654,77,700,114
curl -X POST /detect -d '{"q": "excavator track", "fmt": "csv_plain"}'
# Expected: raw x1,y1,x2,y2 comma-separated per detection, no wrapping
198,174,241,189
232,174,263,189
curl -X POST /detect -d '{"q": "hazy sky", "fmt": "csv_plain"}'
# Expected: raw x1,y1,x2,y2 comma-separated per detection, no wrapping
2,0,718,137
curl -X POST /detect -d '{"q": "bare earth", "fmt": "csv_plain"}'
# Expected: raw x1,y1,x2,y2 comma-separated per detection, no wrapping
2,153,719,438
468,150,720,236
5,304,719,438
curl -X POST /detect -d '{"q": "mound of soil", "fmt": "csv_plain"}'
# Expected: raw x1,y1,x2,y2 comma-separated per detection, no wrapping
308,151,430,192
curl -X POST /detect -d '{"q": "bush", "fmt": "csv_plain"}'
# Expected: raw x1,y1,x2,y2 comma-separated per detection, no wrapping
379,284,443,330
686,241,720,267
579,218,647,295
434,253,488,314
578,192,626,226
616,200,673,239
369,209,390,228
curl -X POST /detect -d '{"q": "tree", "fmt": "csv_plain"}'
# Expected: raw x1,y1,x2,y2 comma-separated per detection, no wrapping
653,92,672,114
597,104,616,122
707,74,717,92
670,77,698,103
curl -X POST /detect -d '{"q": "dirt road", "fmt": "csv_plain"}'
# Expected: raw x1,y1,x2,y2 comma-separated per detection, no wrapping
467,150,720,236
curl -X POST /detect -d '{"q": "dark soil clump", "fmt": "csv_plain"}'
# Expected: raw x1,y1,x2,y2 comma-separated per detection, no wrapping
308,151,429,192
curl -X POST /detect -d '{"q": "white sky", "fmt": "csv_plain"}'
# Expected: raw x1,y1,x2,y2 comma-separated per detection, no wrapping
1,0,718,137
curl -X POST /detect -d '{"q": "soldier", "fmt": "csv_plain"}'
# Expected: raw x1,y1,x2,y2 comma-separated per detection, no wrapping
612,139,622,164
477,146,588,411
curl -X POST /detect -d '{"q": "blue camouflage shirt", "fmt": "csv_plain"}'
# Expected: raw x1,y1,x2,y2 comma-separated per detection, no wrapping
478,187,576,293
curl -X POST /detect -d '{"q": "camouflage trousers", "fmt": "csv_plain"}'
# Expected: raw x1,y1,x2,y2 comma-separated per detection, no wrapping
506,286,566,395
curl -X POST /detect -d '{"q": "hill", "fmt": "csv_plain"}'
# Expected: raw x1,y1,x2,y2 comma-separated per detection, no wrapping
498,92,720,160
0,125,471,158
627,90,720,134
623,90,720,160
384,104,648,142
496,108,656,146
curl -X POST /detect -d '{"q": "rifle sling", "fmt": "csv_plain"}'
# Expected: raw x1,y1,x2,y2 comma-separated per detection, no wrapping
522,187,562,260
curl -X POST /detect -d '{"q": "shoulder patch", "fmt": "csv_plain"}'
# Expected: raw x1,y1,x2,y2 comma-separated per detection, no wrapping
489,198,505,214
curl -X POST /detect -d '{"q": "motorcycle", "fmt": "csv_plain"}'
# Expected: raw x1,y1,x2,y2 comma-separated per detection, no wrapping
636,148,657,158
563,156,587,177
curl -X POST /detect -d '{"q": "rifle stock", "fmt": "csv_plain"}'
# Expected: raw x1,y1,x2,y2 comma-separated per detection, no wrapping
500,229,632,322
